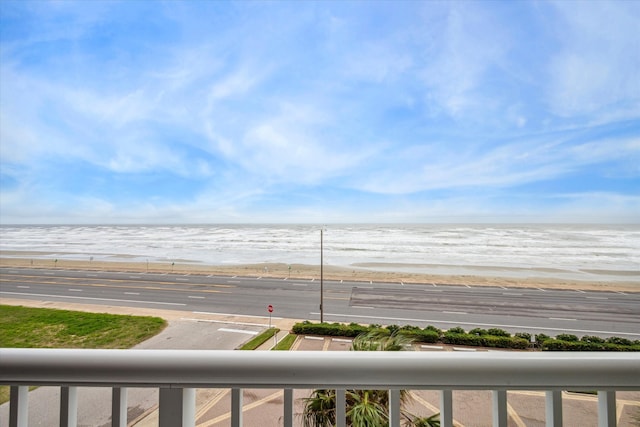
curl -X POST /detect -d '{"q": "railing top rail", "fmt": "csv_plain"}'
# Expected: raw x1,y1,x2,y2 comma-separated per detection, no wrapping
1,349,638,390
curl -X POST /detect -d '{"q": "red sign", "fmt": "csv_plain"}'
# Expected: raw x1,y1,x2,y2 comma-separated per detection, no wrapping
268,305,273,313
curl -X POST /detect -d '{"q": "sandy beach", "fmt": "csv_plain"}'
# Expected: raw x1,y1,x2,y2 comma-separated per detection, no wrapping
1,252,638,293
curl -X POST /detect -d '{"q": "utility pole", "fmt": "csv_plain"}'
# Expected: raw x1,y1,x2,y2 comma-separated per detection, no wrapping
320,228,324,323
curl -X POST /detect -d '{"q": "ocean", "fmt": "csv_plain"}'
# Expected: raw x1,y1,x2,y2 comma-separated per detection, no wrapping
0,224,638,282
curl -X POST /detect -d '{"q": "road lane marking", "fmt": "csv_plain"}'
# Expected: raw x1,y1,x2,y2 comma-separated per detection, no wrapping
129,276,141,279
309,312,640,337
218,328,259,335
616,291,628,295
536,288,547,292
193,311,283,320
44,272,55,275
87,274,98,277
182,318,267,327
549,317,577,321
68,289,82,292
575,289,586,293
586,296,609,300
176,278,189,282
292,283,307,287
444,311,467,315
188,295,205,299
0,291,186,306
17,285,30,289
124,292,140,295
353,306,375,309
504,293,522,296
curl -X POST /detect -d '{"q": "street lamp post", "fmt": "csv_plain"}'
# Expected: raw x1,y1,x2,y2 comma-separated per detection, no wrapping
320,228,324,323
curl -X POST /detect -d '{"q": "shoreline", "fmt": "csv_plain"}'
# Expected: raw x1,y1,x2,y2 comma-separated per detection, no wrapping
1,255,638,293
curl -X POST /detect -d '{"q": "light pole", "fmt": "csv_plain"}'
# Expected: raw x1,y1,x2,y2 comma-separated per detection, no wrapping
320,228,324,323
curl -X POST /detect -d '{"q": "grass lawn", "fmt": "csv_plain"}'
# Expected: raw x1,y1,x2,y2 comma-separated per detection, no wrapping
0,304,167,403
238,327,279,350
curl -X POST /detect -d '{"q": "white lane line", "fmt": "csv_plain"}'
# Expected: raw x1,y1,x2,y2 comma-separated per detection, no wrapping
124,292,140,295
176,278,189,282
231,276,237,278
188,295,205,299
504,293,522,296
17,285,30,289
44,272,55,275
536,288,547,292
353,306,375,309
227,280,241,284
68,289,82,292
432,283,437,287
193,311,283,320
586,296,609,300
309,312,640,337
8,270,18,274
465,285,471,289
292,283,307,287
283,278,288,281
615,291,627,295
182,318,266,327
87,274,98,277
549,317,577,321
257,277,262,279
218,328,259,335
575,289,586,293
129,276,141,279
400,281,405,286
500,286,507,290
443,311,467,315
0,291,186,306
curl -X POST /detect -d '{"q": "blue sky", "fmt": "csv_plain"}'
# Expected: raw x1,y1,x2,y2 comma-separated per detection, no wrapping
1,1,639,224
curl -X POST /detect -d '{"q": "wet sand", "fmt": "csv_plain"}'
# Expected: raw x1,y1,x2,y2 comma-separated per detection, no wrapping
1,253,637,293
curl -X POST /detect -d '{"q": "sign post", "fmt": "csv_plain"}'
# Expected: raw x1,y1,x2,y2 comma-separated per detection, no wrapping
267,305,276,347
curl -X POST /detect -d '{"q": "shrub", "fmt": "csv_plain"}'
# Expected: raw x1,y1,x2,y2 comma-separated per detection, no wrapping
487,328,511,337
469,328,488,336
556,334,579,342
581,335,605,344
447,327,466,334
515,332,532,342
606,336,633,346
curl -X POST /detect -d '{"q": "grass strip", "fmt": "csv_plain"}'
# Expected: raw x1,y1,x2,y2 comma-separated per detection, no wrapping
272,333,296,351
238,327,279,350
0,304,167,403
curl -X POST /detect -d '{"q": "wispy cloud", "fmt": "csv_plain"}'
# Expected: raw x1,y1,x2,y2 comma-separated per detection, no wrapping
1,1,638,224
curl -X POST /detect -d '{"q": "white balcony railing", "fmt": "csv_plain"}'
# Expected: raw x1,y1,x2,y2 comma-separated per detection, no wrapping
1,349,638,427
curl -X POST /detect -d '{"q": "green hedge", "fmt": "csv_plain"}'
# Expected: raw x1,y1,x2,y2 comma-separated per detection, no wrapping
291,322,638,352
542,339,640,352
443,332,529,349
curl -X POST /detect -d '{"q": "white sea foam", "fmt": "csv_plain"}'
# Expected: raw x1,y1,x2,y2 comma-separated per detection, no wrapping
0,224,638,282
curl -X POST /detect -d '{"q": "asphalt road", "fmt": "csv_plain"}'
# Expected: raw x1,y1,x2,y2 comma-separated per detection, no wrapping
1,267,639,338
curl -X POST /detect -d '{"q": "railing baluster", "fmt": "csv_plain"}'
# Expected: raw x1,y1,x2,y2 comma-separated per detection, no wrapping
60,386,78,427
111,387,127,427
545,390,563,426
598,391,616,427
492,390,507,427
231,388,243,427
440,389,453,427
389,389,401,427
336,389,346,427
159,388,194,427
284,389,293,427
9,385,29,427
